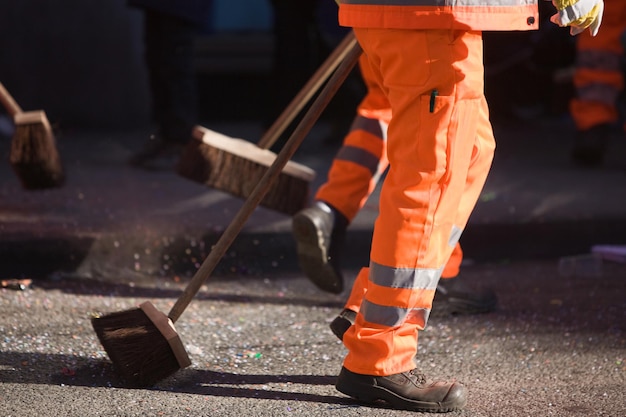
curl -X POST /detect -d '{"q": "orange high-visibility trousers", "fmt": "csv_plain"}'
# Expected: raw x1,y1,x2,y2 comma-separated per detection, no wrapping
316,53,463,279
344,245,464,313
342,28,496,376
570,0,626,131
315,53,390,221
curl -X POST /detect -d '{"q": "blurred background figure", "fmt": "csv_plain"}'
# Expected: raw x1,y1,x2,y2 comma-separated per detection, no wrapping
569,0,626,168
128,0,212,168
267,0,320,124
266,0,363,150
481,1,576,123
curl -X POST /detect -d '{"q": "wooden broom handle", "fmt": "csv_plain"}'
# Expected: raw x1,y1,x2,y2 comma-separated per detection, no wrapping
256,30,358,150
168,39,363,323
0,82,23,116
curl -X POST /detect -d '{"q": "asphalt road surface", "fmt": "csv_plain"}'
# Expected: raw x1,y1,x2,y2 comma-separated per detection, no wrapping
1,258,624,417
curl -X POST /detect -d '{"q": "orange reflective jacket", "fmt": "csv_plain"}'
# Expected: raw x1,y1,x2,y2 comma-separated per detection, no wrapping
339,0,539,31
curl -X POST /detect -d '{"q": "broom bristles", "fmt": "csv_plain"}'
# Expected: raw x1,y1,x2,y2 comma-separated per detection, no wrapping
10,112,64,190
91,307,181,387
177,139,311,215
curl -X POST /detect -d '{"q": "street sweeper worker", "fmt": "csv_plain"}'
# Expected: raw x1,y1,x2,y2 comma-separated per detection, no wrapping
326,0,604,412
127,0,212,168
569,0,625,167
292,52,498,339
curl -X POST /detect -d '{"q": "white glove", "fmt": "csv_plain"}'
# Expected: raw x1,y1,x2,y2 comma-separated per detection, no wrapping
550,0,604,36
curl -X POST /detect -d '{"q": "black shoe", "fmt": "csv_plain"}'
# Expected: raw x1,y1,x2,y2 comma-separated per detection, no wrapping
432,277,497,317
571,124,611,168
292,202,347,294
336,366,467,413
129,134,185,169
329,309,357,341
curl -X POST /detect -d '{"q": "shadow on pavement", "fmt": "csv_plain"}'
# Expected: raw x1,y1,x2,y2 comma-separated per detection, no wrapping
0,351,352,405
34,278,345,310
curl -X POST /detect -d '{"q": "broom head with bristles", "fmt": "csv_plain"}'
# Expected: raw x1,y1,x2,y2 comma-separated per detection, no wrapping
91,301,191,387
176,126,315,216
10,110,65,190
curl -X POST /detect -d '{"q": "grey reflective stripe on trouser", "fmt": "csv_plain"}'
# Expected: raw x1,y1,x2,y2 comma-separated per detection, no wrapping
369,261,442,289
577,83,621,107
361,224,463,327
361,299,431,328
335,146,380,175
449,224,462,247
360,261,442,327
335,115,385,175
341,0,531,6
350,114,384,138
577,49,621,72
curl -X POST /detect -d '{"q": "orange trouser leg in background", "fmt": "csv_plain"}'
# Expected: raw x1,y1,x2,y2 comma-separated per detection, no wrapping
342,29,495,376
315,53,391,221
569,0,626,131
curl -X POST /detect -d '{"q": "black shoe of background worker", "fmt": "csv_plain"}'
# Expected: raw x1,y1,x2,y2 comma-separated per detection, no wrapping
336,366,468,413
571,123,611,168
292,201,499,316
292,201,348,294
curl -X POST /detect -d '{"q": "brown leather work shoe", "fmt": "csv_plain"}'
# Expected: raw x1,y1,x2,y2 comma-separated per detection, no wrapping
336,366,467,412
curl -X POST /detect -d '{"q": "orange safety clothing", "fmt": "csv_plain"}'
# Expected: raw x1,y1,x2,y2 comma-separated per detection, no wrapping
316,53,463,279
336,0,537,377
316,54,390,222
338,0,536,378
344,244,464,315
342,28,498,377
339,0,539,31
569,0,626,131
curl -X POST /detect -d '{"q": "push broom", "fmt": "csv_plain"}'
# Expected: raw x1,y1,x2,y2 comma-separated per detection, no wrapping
176,31,359,215
0,82,65,190
91,36,363,387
